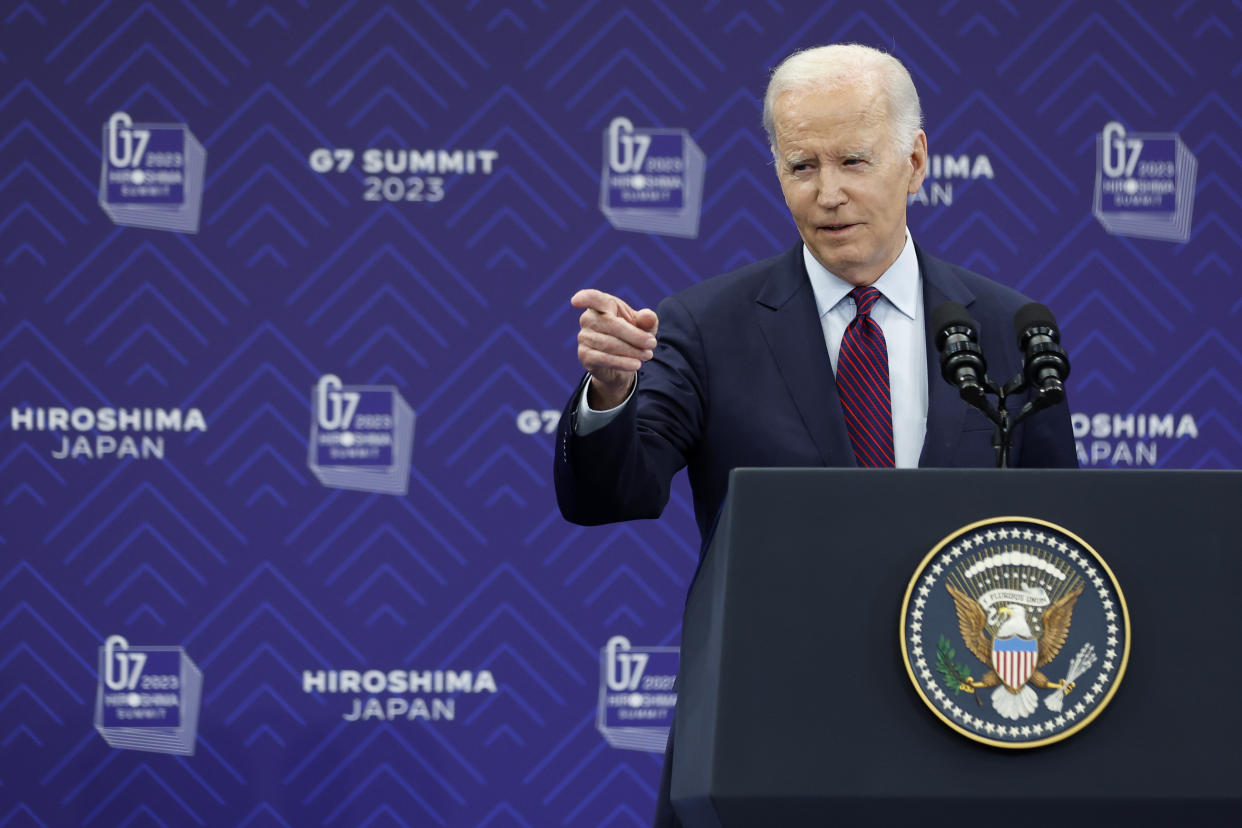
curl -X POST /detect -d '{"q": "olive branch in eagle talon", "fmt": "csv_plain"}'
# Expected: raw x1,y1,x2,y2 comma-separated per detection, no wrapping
946,583,1084,720
935,635,982,706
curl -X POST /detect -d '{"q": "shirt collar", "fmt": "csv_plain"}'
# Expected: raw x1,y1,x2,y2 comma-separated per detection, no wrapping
803,228,919,320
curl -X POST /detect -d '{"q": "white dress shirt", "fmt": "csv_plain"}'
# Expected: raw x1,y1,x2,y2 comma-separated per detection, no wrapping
803,229,927,467
578,230,929,467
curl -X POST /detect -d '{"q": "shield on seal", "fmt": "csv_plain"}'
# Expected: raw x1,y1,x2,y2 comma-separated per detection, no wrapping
992,636,1038,691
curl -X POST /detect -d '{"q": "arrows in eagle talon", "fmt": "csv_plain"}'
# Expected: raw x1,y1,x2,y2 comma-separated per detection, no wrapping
1044,644,1096,712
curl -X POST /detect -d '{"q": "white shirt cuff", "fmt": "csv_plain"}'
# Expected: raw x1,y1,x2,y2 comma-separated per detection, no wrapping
574,375,636,436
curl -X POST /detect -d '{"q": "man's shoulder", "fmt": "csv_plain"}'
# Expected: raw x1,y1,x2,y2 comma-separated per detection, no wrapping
663,243,802,314
918,247,1036,317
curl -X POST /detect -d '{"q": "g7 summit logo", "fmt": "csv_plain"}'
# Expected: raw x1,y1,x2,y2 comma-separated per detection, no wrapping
1093,121,1196,242
308,375,415,495
597,636,678,752
98,112,205,233
600,117,704,239
95,635,202,755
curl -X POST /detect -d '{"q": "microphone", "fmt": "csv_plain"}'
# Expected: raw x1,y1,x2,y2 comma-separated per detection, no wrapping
931,301,988,407
1013,303,1070,404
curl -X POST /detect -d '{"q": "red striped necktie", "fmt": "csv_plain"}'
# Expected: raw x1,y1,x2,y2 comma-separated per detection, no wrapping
836,286,895,467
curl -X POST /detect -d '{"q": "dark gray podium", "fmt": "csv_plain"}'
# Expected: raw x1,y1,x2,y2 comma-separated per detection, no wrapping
671,468,1241,827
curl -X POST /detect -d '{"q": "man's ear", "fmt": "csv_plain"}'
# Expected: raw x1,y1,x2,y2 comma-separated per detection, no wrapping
907,130,928,194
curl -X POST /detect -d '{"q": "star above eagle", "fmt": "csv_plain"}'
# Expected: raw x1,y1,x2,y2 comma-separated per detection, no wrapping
947,583,1083,720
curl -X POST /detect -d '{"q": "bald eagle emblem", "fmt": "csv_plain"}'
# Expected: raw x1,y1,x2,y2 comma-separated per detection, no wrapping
947,581,1081,720
901,518,1130,747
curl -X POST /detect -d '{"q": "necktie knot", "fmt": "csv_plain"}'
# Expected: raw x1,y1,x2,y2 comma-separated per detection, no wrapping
850,286,882,319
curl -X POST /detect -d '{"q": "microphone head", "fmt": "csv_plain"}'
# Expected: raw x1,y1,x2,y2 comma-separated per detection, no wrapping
930,301,976,348
1014,302,1060,348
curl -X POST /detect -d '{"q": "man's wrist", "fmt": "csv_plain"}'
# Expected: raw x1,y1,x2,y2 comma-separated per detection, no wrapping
586,374,636,411
575,374,637,437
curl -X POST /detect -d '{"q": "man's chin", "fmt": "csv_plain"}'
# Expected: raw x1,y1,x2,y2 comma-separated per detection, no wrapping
807,247,869,284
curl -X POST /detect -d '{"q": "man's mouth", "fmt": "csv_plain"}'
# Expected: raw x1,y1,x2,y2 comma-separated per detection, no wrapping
820,223,855,232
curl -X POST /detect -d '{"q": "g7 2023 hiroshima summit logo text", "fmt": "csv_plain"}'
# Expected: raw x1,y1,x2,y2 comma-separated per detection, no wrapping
900,517,1130,748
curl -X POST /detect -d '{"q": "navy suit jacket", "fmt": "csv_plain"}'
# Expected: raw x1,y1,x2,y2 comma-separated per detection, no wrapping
554,243,1078,828
555,243,1078,543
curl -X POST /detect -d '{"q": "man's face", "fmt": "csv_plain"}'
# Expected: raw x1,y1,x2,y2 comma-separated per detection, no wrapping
773,81,927,286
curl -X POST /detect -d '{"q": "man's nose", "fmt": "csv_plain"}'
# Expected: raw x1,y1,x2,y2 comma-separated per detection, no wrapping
816,168,847,208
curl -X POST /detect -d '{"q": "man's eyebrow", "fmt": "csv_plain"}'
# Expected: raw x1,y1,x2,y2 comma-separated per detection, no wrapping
782,147,874,166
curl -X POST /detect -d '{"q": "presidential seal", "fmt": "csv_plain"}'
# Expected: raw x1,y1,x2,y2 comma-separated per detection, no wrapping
900,517,1130,748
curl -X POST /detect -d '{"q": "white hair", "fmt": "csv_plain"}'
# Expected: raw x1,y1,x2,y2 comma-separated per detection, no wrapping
762,43,923,157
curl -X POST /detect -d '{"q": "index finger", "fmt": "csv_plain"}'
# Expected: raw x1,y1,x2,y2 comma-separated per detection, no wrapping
571,289,620,315
571,289,639,324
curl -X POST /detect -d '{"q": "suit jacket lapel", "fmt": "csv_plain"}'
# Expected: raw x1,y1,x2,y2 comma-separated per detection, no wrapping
754,246,856,467
916,245,977,467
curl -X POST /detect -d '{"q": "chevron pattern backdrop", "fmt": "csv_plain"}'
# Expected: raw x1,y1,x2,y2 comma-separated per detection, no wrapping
2,0,1240,825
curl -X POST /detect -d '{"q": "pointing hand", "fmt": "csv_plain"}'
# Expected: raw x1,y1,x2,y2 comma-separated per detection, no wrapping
571,289,659,410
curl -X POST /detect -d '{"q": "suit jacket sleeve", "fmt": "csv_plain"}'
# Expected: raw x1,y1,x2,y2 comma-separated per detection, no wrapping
554,294,706,525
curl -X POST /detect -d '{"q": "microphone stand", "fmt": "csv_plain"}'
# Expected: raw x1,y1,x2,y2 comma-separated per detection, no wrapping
963,375,1065,469
956,375,1009,468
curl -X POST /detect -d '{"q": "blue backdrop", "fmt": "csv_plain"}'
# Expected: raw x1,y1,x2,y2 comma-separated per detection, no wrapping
2,1,1240,825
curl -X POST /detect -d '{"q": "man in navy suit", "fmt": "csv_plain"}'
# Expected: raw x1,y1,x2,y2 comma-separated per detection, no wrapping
554,44,1077,826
